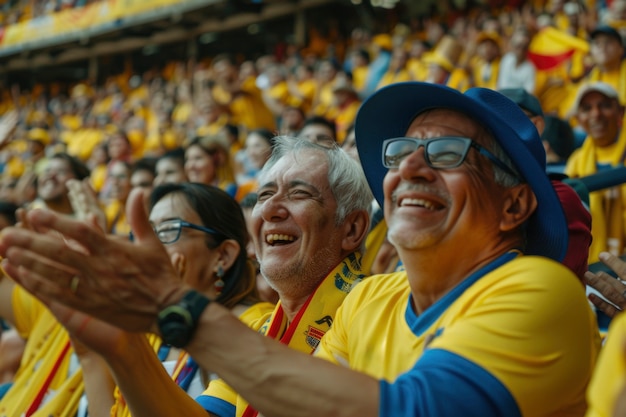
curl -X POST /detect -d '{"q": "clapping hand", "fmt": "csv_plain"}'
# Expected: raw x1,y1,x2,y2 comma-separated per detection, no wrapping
0,189,188,333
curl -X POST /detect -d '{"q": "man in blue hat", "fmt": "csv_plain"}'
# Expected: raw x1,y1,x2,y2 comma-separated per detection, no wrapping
0,83,600,417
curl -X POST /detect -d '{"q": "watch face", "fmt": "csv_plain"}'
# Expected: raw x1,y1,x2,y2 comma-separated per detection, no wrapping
157,290,210,348
160,319,192,348
158,306,194,348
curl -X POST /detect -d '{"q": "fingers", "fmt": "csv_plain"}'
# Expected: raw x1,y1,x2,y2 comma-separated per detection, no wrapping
588,293,620,318
0,227,92,299
67,179,89,221
3,242,79,286
599,252,626,280
22,209,106,255
68,178,108,232
585,270,626,305
585,269,626,316
1,258,72,309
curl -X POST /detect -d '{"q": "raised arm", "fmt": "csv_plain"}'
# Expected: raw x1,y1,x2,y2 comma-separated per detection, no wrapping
0,190,379,417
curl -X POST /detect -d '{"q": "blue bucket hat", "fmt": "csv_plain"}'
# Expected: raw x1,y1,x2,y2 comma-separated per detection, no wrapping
355,82,567,261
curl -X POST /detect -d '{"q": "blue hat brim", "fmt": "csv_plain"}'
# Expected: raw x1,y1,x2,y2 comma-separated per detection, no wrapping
355,82,567,261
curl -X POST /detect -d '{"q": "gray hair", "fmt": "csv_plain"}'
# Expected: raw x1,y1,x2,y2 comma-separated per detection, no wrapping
484,134,524,188
465,118,523,188
259,136,373,225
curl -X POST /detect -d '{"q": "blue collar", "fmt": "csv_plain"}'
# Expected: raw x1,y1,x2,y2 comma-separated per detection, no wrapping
406,251,519,336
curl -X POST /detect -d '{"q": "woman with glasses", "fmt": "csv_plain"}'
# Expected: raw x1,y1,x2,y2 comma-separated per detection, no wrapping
74,182,273,417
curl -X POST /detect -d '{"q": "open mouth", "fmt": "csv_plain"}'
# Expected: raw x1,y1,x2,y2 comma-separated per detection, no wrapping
265,234,297,246
399,197,444,211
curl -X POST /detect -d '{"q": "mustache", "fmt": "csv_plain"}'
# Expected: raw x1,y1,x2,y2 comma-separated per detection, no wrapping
391,183,450,205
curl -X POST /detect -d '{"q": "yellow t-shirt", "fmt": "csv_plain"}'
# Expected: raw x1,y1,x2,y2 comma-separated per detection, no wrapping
586,312,626,417
317,254,599,417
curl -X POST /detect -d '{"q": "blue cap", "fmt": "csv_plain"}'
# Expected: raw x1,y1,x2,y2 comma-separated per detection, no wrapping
590,25,624,47
355,82,567,261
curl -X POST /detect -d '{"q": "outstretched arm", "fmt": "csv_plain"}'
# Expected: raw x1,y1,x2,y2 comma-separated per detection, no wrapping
186,302,379,417
0,190,379,417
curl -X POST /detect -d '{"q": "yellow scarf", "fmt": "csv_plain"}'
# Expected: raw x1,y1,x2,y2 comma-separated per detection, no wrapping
241,253,365,417
257,251,364,352
566,128,626,262
0,317,83,417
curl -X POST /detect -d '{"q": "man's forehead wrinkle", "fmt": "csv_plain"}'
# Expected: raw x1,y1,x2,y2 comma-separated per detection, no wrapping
258,180,277,190
405,109,482,141
258,176,317,188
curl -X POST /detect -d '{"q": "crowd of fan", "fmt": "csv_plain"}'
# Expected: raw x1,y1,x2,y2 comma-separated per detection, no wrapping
0,1,621,212
1,0,626,416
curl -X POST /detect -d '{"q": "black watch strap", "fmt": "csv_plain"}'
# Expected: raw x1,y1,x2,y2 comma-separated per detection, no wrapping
157,289,211,348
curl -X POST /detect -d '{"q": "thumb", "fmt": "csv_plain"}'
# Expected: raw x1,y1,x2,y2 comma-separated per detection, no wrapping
127,188,156,244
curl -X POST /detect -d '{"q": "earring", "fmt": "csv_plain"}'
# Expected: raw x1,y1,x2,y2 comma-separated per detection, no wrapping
214,265,225,296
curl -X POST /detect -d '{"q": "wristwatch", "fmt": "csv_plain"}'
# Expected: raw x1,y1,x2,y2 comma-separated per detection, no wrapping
157,289,211,348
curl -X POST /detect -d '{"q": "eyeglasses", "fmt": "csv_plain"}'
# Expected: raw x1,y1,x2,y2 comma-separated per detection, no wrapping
382,136,520,179
153,219,222,244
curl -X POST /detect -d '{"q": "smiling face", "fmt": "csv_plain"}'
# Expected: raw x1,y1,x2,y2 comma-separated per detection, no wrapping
576,91,624,147
185,144,217,184
590,34,625,69
383,109,507,255
252,149,345,297
107,161,132,202
154,157,187,186
107,133,131,161
245,132,272,170
149,193,220,295
37,157,76,204
299,123,335,145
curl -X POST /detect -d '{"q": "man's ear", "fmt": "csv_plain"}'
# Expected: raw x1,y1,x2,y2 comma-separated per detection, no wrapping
341,209,370,252
500,184,538,232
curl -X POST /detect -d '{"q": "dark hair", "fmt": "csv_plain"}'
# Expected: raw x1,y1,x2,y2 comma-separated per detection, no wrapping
353,48,371,64
159,147,185,165
542,116,575,161
0,200,19,226
301,116,337,139
132,157,157,177
187,135,226,157
149,182,258,309
249,128,276,147
50,152,90,180
239,192,257,209
107,130,131,146
223,123,240,139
